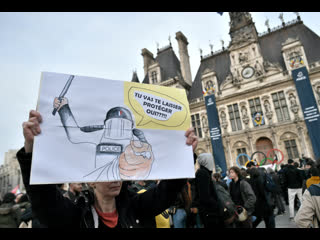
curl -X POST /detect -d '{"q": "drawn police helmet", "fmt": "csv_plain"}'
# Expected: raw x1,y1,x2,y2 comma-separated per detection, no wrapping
103,107,134,140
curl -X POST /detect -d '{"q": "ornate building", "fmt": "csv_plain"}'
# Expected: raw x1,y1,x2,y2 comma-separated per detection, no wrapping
0,149,25,199
137,12,320,169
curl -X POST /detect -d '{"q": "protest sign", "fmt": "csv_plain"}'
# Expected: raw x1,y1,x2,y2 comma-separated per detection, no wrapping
31,72,194,184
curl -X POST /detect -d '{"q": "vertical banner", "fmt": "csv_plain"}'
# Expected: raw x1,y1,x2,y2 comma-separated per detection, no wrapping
204,94,227,174
292,66,320,159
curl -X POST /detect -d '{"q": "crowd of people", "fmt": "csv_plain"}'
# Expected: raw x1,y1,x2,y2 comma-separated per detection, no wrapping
1,155,319,229
0,109,320,229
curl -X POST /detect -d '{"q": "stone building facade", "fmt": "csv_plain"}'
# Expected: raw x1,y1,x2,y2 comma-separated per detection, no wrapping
137,12,320,170
0,149,25,199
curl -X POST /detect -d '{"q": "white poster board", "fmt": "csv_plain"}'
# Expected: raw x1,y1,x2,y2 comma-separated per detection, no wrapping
31,72,194,184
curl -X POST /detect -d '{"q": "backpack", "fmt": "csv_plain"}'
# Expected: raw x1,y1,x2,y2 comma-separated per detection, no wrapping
214,182,237,225
265,173,277,193
263,173,277,208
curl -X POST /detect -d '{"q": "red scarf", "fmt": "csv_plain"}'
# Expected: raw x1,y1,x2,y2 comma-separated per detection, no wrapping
94,206,118,228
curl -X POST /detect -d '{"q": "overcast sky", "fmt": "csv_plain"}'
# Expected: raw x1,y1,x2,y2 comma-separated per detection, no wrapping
0,12,319,165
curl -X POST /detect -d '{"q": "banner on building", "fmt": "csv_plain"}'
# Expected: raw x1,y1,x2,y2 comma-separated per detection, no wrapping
292,66,320,159
204,94,227,174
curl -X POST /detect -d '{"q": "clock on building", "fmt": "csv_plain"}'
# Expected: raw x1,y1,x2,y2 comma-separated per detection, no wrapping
241,66,255,79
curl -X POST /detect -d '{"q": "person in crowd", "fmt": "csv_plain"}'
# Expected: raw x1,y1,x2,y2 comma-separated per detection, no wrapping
135,181,167,228
63,183,83,204
246,161,256,170
16,194,31,213
128,180,156,194
305,159,315,176
229,166,256,228
57,184,67,195
284,159,303,220
301,159,315,193
293,162,304,211
17,110,198,228
15,193,47,228
213,172,228,191
306,167,320,189
247,167,275,228
278,164,289,205
224,170,232,187
15,193,23,204
0,192,22,228
193,153,224,228
267,167,285,215
294,162,307,183
189,177,203,228
17,194,32,228
295,158,320,228
242,168,252,183
170,181,191,228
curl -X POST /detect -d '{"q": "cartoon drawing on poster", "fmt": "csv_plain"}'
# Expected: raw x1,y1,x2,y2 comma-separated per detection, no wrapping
31,72,193,184
54,100,154,181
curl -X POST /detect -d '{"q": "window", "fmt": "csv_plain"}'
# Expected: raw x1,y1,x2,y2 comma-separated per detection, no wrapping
191,114,203,138
151,71,157,84
237,148,247,166
272,91,290,122
228,104,242,131
248,97,263,116
284,139,299,159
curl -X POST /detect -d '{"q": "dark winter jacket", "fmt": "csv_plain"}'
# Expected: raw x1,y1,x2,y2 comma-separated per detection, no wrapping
248,169,273,217
194,166,222,215
229,176,256,216
17,147,186,228
284,165,303,189
0,202,21,228
269,172,282,194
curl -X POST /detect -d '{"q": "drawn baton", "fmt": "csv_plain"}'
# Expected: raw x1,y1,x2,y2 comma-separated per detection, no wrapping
52,75,75,115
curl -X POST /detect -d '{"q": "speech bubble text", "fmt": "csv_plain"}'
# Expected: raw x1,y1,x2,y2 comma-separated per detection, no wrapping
135,90,183,121
127,87,188,128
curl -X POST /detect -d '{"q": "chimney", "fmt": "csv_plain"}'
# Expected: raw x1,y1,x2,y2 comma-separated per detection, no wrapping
141,48,154,77
175,31,192,86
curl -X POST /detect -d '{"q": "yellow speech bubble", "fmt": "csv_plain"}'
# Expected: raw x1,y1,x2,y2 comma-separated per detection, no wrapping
124,82,190,130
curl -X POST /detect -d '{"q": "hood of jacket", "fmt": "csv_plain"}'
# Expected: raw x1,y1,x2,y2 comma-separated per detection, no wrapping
197,153,214,172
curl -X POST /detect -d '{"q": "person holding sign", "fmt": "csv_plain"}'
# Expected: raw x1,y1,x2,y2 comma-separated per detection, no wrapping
17,110,198,228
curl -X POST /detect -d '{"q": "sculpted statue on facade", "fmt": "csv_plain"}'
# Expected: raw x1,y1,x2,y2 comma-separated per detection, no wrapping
289,93,300,120
289,93,297,107
232,68,241,86
264,100,271,113
264,99,273,122
220,111,228,130
201,115,210,137
316,86,320,105
238,52,249,64
241,106,248,118
241,106,250,126
254,61,264,77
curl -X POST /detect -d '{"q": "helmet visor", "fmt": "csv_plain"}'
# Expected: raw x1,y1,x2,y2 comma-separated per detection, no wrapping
104,118,133,140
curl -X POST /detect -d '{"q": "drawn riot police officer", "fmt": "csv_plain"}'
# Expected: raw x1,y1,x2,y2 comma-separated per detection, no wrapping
53,97,154,181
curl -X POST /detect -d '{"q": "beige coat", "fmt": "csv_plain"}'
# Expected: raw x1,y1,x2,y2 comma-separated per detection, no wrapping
295,184,320,228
